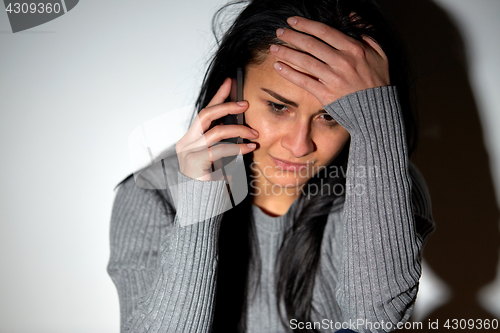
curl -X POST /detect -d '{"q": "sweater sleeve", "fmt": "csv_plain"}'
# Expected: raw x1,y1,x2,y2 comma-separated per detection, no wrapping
322,86,434,332
107,171,230,333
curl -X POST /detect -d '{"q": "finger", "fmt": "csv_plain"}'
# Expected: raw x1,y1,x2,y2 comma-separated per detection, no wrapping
185,125,257,154
209,142,256,162
361,35,387,60
286,16,357,51
203,124,258,145
184,101,249,142
199,101,248,134
269,43,332,80
180,79,234,146
183,142,255,174
206,77,232,108
272,61,331,103
274,28,339,63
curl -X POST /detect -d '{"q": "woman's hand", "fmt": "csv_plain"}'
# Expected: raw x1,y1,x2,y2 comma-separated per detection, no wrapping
176,77,258,181
269,16,390,106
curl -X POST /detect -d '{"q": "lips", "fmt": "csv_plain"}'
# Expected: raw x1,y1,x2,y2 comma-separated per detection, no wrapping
271,156,311,171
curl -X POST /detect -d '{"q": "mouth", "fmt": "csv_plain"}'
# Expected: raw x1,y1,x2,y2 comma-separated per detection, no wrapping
270,156,313,171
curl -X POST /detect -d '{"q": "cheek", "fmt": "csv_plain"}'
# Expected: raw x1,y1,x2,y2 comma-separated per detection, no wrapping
245,109,281,145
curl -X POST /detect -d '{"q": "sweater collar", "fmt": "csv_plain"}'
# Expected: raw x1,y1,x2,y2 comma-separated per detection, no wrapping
251,199,299,233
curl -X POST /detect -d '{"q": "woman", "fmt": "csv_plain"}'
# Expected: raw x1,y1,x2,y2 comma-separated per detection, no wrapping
108,0,435,332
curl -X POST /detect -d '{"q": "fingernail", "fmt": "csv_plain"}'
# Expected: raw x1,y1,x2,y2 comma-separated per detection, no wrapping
251,129,258,136
273,62,282,71
247,143,256,149
276,28,284,37
237,101,247,106
270,44,280,53
287,17,297,25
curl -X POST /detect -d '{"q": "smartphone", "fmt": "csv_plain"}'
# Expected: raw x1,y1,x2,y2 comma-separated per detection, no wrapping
221,66,245,144
214,67,246,208
211,67,246,172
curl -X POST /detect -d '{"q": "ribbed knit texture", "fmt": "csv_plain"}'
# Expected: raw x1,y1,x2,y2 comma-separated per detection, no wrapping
108,172,229,332
245,203,296,333
107,86,435,333
323,86,432,329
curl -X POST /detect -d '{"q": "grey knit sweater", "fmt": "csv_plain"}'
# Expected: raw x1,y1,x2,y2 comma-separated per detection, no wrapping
107,86,435,333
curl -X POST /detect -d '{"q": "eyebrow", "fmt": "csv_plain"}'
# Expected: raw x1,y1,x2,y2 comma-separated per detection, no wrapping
261,88,299,108
260,87,327,114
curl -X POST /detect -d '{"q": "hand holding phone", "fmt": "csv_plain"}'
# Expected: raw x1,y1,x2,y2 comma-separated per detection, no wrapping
175,75,258,181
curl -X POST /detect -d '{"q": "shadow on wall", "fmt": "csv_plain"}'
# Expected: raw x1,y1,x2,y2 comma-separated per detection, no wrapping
377,0,500,329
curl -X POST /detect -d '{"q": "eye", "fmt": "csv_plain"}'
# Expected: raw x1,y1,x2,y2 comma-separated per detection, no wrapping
320,113,338,126
267,101,288,115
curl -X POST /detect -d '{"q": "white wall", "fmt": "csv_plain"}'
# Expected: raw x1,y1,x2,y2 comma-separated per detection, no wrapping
0,0,498,332
0,1,226,332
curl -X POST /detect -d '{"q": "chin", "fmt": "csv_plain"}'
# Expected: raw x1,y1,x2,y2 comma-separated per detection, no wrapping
265,174,310,189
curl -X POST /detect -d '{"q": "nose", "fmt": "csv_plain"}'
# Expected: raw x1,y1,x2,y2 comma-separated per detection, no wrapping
280,119,315,158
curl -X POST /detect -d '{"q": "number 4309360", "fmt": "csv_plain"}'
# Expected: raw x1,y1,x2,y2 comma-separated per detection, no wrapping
444,319,498,330
5,2,62,14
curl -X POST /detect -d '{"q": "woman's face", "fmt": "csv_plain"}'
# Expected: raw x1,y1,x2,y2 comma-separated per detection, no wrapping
244,52,350,190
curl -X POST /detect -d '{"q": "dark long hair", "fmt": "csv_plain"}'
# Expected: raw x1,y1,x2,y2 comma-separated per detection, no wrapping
195,1,417,332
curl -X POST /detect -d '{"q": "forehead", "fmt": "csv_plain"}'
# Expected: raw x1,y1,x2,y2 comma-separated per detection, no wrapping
248,49,318,79
244,51,323,109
